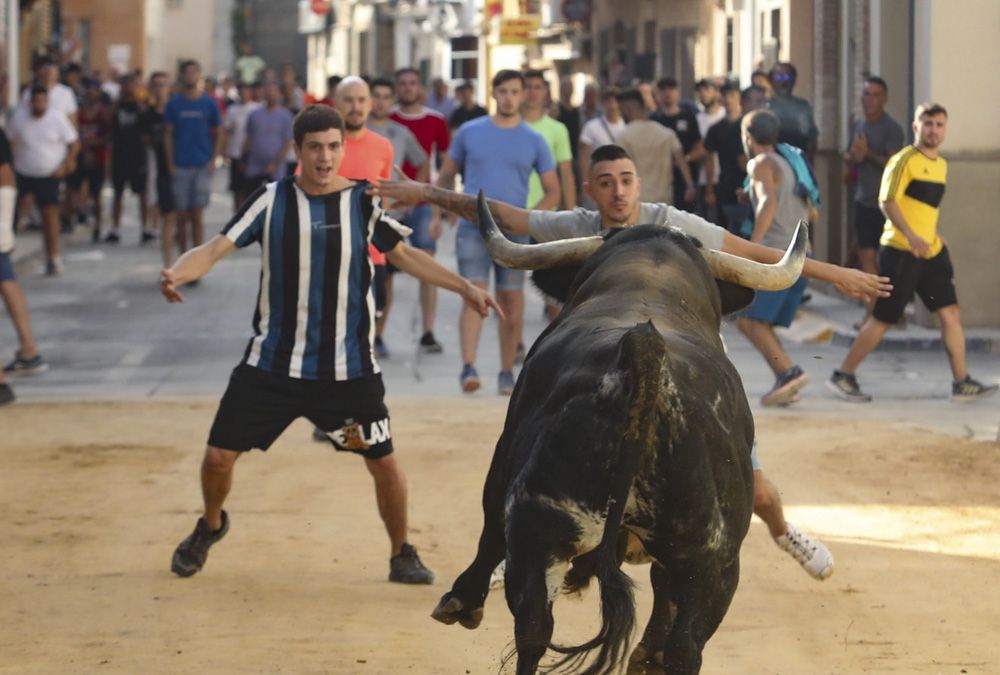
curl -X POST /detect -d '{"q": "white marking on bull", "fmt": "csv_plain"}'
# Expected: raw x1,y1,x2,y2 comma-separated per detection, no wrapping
598,372,624,398
545,560,570,602
537,496,606,553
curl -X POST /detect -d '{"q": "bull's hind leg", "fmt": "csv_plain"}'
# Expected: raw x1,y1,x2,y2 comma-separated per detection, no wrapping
659,558,740,674
505,504,572,675
627,561,675,674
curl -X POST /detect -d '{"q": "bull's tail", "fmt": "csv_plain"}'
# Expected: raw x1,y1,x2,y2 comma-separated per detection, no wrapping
549,321,666,675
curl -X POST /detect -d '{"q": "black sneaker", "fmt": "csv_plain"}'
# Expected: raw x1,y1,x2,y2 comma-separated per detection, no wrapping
951,375,999,402
4,352,49,376
761,365,809,406
419,331,443,354
826,370,872,402
389,543,434,584
0,383,15,406
141,231,158,245
104,231,121,244
171,511,230,577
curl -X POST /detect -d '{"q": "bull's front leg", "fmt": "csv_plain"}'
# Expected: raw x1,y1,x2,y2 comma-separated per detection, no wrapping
431,477,507,630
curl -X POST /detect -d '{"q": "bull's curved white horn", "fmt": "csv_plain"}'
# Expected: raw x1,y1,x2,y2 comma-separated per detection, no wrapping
477,191,604,270
700,220,808,291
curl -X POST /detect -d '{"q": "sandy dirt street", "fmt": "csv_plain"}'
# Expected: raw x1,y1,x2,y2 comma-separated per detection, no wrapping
2,398,999,674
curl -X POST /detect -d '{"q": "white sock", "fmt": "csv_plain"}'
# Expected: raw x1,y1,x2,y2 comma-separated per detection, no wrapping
0,185,15,254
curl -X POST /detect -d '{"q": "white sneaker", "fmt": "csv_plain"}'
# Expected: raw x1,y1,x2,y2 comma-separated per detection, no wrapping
489,560,506,589
775,522,834,580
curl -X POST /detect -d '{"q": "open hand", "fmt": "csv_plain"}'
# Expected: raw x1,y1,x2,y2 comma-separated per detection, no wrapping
369,166,425,210
159,268,185,303
464,282,505,320
834,268,892,303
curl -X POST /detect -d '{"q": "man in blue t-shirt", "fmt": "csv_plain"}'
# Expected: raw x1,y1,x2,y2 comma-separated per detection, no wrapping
165,59,222,257
437,70,558,396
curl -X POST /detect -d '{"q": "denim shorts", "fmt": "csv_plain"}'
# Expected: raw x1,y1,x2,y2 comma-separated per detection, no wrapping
403,203,436,252
172,163,213,212
741,276,808,328
456,222,525,291
0,251,15,282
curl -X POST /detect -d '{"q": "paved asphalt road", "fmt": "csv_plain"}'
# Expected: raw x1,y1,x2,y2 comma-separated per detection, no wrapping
2,178,998,442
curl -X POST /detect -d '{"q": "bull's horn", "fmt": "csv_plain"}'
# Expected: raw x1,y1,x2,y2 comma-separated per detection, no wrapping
699,220,808,291
477,191,603,269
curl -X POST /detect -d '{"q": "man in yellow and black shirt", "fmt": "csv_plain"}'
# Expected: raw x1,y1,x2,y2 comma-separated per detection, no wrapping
827,103,997,403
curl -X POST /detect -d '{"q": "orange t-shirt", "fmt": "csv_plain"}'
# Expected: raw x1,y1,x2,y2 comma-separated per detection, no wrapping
337,129,394,264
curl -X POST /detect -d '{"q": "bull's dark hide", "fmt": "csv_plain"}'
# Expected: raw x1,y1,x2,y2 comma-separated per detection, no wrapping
531,226,755,315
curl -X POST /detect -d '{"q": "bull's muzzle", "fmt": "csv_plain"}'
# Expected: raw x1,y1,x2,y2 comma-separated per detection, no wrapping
476,191,808,292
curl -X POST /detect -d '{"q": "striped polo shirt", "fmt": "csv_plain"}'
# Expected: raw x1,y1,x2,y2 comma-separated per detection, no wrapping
222,178,411,381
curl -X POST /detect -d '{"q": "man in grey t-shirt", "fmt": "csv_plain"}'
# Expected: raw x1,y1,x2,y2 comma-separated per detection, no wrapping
369,78,428,181
844,77,904,277
373,143,890,304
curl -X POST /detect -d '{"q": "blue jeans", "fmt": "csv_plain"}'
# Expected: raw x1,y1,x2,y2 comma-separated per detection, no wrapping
455,222,525,292
403,203,437,252
172,163,213,212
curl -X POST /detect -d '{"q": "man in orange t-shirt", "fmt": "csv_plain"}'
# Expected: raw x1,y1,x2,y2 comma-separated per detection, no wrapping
334,77,397,361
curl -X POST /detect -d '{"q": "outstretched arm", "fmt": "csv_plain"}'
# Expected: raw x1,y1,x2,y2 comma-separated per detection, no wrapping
159,235,236,303
384,242,504,319
372,168,533,235
721,230,892,303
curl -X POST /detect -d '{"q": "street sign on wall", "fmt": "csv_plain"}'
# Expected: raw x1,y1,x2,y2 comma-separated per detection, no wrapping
499,15,541,45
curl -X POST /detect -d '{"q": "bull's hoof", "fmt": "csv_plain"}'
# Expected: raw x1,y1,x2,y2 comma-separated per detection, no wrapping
627,643,664,674
431,593,484,630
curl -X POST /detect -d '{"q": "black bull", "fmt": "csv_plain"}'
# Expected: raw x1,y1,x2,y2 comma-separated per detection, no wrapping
432,196,808,674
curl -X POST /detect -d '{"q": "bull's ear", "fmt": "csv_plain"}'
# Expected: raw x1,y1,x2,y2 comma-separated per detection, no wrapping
717,280,755,315
531,265,582,306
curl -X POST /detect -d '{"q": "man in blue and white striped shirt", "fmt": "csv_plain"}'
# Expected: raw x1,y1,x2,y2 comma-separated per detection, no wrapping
160,105,501,584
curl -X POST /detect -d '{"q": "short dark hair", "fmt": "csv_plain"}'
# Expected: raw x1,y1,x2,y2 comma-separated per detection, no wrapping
720,80,740,95
394,67,421,81
524,69,547,84
914,102,948,121
864,76,889,95
327,74,342,90
455,81,474,93
491,69,524,88
34,55,55,69
64,62,83,75
370,77,394,93
150,70,168,81
751,69,769,81
694,78,716,90
293,105,346,146
30,85,48,97
655,76,679,90
599,86,619,102
740,84,767,102
179,59,200,74
742,109,780,145
614,88,645,107
590,144,633,167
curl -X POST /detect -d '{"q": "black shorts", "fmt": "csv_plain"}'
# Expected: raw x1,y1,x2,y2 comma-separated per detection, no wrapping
16,174,60,207
873,245,958,324
208,364,394,458
229,160,249,194
855,204,884,250
112,162,147,196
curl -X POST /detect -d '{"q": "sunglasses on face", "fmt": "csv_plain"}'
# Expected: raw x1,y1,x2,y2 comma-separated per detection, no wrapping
772,73,794,82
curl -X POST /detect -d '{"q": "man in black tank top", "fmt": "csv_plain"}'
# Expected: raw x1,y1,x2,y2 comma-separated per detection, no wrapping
108,75,149,243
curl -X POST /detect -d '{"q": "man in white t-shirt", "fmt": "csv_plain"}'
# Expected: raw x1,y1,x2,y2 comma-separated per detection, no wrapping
9,87,80,276
218,82,262,210
578,87,626,183
19,57,79,126
695,79,726,217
